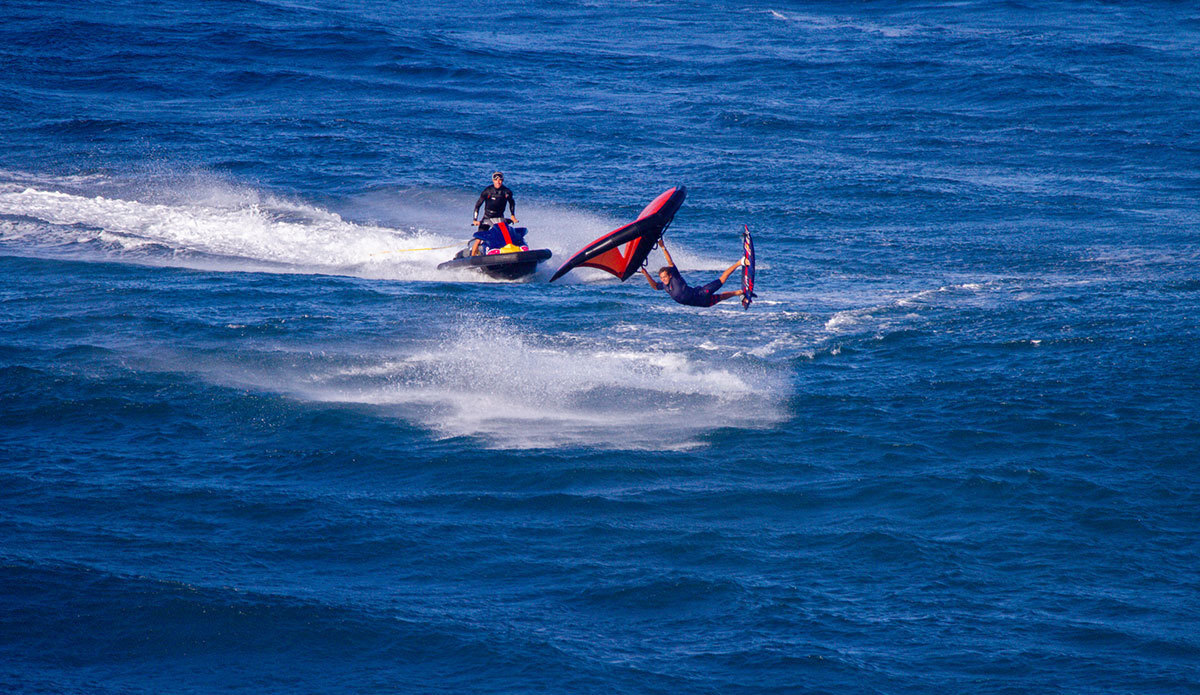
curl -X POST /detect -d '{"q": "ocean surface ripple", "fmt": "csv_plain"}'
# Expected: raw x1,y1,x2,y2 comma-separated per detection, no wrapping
1,1,1198,693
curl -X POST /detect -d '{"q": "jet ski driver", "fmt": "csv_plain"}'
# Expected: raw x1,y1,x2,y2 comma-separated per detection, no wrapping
469,171,519,256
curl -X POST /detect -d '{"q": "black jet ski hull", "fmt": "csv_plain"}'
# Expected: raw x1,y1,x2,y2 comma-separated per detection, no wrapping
437,249,553,280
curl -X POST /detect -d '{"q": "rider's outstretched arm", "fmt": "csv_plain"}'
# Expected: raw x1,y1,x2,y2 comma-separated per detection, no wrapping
640,267,661,289
659,238,675,267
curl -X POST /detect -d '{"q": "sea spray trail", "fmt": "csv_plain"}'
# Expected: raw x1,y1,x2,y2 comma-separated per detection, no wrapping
2,1,1200,693
130,312,789,451
0,174,728,283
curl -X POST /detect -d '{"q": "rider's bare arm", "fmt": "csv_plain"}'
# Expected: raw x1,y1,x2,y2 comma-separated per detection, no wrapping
659,238,675,267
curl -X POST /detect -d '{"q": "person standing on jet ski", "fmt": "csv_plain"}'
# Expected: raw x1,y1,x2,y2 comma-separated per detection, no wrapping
473,171,517,228
639,237,745,307
470,171,518,256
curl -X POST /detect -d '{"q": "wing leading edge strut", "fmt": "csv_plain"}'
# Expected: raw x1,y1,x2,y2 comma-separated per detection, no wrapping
549,186,687,282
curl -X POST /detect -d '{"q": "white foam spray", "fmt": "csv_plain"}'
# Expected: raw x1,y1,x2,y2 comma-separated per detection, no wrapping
0,173,724,282
153,315,787,451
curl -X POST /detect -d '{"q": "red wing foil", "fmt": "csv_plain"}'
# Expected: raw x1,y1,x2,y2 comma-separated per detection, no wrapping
549,186,686,282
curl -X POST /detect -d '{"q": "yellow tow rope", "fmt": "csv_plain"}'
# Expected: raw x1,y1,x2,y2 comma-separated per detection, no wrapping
370,244,459,257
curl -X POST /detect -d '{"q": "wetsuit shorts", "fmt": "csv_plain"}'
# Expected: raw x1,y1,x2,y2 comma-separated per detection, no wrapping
695,279,725,306
675,279,723,307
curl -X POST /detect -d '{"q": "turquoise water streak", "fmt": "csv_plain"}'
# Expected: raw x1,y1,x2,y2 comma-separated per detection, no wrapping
1,1,1198,692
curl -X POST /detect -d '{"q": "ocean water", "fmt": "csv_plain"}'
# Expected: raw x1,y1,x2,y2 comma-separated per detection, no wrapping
2,1,1199,692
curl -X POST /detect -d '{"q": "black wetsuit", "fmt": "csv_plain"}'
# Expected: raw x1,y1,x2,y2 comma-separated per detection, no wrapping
474,185,515,221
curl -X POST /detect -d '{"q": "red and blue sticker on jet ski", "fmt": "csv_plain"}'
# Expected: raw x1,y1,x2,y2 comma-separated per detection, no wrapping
550,185,757,309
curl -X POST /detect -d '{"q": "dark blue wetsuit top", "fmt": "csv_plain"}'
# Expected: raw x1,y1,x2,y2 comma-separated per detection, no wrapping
655,266,723,307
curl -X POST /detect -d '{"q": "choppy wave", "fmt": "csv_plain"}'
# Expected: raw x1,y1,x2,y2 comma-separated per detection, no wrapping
4,0,1200,693
823,282,996,333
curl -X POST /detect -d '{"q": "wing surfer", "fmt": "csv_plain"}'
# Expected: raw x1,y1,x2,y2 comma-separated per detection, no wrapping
639,238,745,307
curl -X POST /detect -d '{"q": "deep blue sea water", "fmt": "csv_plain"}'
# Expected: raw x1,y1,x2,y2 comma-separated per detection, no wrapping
2,1,1199,692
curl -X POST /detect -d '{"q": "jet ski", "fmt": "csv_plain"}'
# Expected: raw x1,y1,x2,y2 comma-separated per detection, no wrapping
437,219,552,280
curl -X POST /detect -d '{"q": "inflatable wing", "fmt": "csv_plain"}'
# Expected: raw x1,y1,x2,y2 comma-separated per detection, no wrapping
549,186,686,282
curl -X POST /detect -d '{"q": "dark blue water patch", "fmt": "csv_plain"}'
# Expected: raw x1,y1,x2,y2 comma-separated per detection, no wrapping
1166,279,1200,292
28,118,135,136
3,0,1200,692
0,559,623,695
